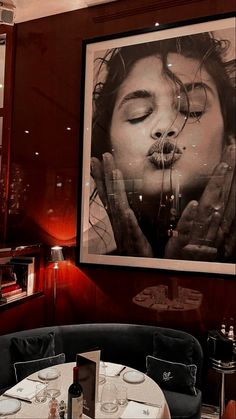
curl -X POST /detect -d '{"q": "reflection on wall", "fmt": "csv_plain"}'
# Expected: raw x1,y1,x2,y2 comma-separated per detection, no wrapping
0,116,3,177
132,283,204,330
0,35,6,108
8,168,77,245
0,34,6,180
8,164,29,214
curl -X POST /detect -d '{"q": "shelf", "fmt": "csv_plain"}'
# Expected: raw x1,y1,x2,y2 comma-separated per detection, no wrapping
0,243,41,258
0,291,44,310
0,244,44,310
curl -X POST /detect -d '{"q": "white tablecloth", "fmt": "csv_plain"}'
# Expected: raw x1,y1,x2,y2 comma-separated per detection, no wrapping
1,362,171,418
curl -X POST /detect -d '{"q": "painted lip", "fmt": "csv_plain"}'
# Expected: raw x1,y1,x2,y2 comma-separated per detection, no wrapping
147,141,182,169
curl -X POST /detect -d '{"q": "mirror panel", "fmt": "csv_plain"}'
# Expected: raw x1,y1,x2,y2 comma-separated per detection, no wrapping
0,34,6,108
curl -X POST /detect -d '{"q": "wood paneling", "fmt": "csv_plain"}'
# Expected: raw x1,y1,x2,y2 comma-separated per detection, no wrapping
2,0,236,405
0,294,46,334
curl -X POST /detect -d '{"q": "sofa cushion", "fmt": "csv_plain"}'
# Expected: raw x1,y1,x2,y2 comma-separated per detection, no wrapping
14,353,65,382
146,355,197,396
153,331,194,363
163,388,202,419
11,332,55,362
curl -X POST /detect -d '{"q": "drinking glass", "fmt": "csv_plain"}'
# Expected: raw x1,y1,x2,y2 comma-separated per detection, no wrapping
99,361,107,385
100,383,118,413
46,369,62,399
117,385,128,406
34,383,47,403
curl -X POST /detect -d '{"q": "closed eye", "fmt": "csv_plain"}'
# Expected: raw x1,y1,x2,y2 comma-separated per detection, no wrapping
180,110,204,119
127,110,152,124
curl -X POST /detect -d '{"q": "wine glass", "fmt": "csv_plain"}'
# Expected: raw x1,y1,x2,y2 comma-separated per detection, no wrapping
46,370,62,399
99,361,107,385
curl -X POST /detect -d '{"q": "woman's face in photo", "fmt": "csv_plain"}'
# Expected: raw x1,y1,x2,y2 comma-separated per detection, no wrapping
110,53,224,200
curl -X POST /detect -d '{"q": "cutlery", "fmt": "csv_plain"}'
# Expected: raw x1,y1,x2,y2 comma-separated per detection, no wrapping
3,394,32,404
127,398,161,408
115,366,126,376
26,377,45,384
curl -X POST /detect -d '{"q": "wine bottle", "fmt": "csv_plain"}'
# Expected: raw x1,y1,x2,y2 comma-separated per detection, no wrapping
67,366,83,419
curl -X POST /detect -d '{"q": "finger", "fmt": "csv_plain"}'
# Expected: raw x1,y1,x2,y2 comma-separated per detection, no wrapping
107,169,131,247
197,143,235,219
102,152,116,194
189,163,229,243
101,166,130,247
109,169,130,212
221,173,235,235
205,210,222,244
176,200,199,234
197,162,229,220
220,144,236,207
164,202,199,258
122,209,153,257
220,144,236,234
224,217,236,258
182,244,217,261
91,157,108,209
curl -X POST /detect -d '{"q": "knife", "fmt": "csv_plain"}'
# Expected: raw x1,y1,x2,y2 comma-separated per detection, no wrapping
127,399,161,408
3,394,32,404
26,377,45,383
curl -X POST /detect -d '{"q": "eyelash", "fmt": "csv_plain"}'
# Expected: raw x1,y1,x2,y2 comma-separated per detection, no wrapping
127,111,152,124
180,110,204,118
128,110,204,125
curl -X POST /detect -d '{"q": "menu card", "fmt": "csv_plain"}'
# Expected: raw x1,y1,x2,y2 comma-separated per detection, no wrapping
76,349,100,419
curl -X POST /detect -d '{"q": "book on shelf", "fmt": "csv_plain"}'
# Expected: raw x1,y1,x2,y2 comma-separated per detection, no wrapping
0,256,12,264
1,287,23,298
1,283,21,293
9,256,36,296
0,288,27,304
1,278,17,288
6,290,27,302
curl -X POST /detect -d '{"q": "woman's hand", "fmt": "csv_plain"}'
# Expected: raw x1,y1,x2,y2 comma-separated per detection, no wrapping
165,142,236,261
91,152,153,257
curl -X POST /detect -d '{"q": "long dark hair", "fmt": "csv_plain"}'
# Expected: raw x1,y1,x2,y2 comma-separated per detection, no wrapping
92,32,235,159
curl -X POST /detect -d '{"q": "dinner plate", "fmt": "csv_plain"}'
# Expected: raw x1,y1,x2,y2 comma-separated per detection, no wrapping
38,367,59,380
0,398,21,415
123,371,145,384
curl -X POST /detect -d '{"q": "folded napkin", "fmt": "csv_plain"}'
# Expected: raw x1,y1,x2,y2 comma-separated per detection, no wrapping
4,378,46,402
120,401,160,419
103,362,125,377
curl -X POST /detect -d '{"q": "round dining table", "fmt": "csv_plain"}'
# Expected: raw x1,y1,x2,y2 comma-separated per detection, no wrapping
0,362,171,418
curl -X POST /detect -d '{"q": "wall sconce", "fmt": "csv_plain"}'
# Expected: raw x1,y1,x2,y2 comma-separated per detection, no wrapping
50,246,64,324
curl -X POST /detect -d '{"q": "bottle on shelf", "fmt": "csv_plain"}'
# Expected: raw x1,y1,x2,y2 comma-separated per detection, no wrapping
220,324,226,335
228,325,234,340
67,366,83,419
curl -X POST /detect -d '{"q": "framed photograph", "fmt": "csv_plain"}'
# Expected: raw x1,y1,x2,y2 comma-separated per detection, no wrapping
78,14,236,275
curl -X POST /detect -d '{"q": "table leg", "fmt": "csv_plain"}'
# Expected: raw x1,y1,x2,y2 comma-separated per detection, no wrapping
219,372,225,418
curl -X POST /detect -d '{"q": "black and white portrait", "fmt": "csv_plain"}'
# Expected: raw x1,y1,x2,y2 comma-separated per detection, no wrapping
79,16,236,275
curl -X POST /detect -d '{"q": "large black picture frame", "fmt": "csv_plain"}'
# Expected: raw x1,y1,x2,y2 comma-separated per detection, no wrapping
78,14,235,275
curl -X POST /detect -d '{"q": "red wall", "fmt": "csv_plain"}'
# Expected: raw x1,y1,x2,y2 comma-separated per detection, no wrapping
3,0,236,405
